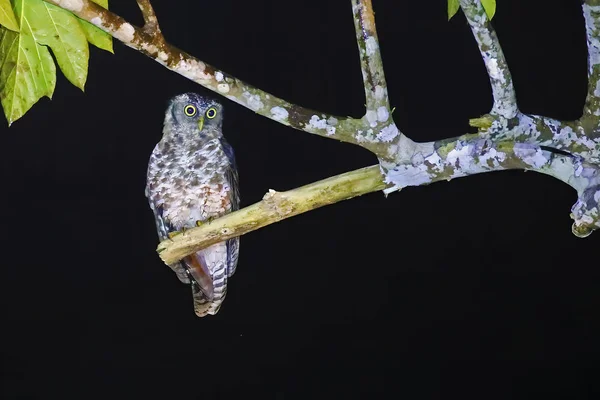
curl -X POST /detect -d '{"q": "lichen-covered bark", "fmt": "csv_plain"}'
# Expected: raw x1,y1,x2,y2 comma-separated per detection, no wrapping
459,0,517,119
351,0,389,113
135,0,162,40
583,1,600,121
44,0,398,158
46,0,600,260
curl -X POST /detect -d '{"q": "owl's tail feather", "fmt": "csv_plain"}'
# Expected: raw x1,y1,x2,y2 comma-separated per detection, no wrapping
190,246,229,317
183,253,214,301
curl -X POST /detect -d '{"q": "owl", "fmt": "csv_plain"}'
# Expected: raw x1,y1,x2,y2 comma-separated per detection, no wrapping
145,93,240,317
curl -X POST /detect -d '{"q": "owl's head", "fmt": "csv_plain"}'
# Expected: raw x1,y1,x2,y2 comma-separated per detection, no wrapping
166,92,224,135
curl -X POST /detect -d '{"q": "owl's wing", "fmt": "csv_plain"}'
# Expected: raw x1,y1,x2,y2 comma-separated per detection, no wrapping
220,138,241,277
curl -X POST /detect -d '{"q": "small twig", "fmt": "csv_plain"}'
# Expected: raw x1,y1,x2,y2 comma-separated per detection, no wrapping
136,0,163,43
459,0,518,119
351,0,391,115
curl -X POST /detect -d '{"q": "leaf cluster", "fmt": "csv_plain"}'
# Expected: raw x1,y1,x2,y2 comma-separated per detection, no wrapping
448,0,496,21
0,0,112,125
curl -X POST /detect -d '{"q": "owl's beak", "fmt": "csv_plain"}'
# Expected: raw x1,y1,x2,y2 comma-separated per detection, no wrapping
197,116,204,132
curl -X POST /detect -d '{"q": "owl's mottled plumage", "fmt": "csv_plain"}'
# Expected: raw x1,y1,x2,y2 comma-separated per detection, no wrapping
145,93,240,317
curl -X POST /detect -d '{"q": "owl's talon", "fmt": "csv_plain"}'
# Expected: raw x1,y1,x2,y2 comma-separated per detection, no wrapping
196,217,215,226
168,231,181,239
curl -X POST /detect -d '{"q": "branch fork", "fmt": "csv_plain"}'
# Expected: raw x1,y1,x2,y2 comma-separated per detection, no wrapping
45,0,600,264
136,0,164,45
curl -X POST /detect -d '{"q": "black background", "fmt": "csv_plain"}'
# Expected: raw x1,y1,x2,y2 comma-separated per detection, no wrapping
1,0,599,398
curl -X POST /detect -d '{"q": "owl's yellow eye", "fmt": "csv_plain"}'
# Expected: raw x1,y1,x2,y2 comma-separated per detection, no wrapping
184,105,197,117
206,107,217,119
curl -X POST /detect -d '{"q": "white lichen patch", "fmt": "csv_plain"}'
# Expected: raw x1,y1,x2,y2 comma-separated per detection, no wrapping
411,152,424,166
384,163,432,189
242,91,264,111
327,116,338,126
485,58,501,81
217,83,230,93
307,115,327,130
305,114,337,136
377,106,389,122
513,144,548,168
158,51,169,61
90,16,102,27
175,59,212,83
580,136,597,150
142,43,158,55
447,144,474,169
57,0,83,12
270,106,288,121
553,126,577,147
478,147,506,168
366,110,378,127
215,72,224,82
365,37,379,56
584,5,600,72
114,23,135,43
377,124,399,142
374,85,386,100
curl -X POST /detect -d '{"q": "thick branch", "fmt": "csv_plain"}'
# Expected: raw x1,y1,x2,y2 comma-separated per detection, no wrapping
45,0,398,158
487,114,600,162
158,166,388,264
45,0,600,250
159,133,585,263
351,0,391,114
459,0,518,119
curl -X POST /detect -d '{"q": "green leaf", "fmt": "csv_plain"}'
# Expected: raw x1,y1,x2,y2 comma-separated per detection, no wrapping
0,0,19,32
25,0,89,90
481,0,496,20
78,0,113,53
0,0,56,125
448,0,460,20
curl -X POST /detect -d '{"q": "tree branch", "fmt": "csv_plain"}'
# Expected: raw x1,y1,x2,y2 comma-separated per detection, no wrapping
158,166,388,265
351,0,391,115
44,0,600,258
582,1,600,126
44,0,398,158
136,0,163,42
459,0,518,119
158,134,582,263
